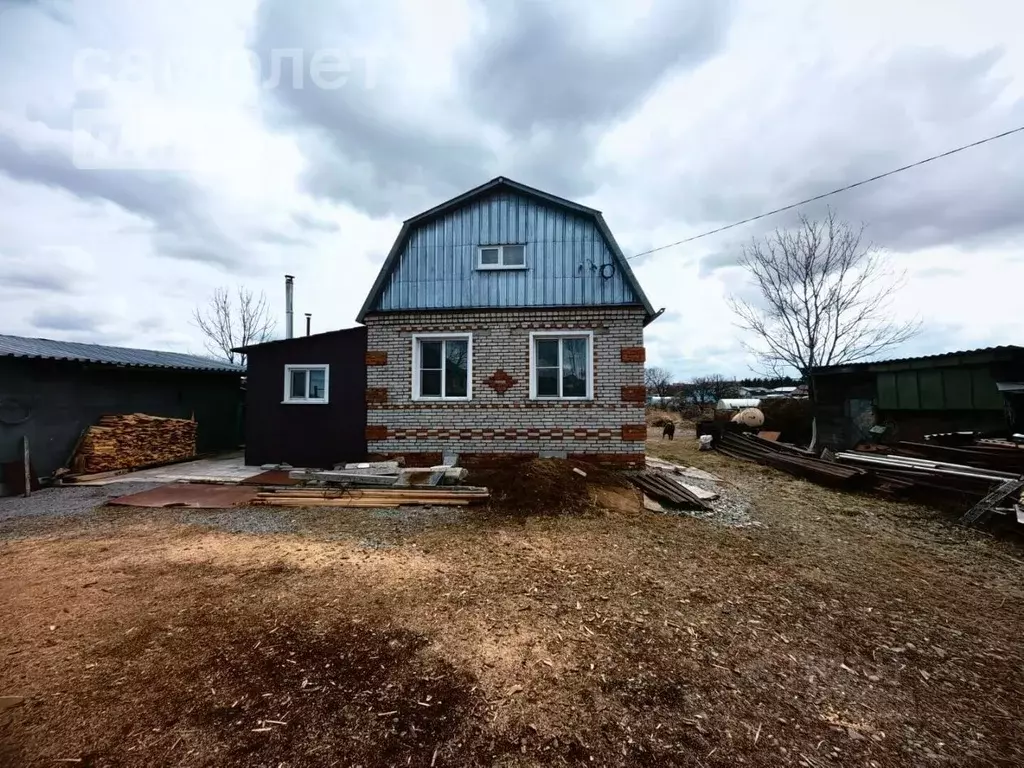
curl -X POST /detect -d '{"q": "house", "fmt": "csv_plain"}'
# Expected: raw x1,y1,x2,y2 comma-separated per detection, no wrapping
735,386,769,398
810,346,1024,449
356,176,659,467
235,327,367,468
0,334,243,492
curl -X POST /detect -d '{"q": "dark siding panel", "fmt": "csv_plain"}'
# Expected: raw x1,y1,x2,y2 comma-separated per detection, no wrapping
972,368,1004,409
918,369,944,410
896,372,920,409
943,369,973,409
243,328,367,467
876,373,899,410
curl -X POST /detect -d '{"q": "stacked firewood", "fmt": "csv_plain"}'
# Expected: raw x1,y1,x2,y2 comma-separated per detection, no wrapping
72,413,197,474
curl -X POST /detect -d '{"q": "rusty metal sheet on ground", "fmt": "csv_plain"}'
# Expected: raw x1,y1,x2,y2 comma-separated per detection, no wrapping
239,470,303,486
107,484,260,508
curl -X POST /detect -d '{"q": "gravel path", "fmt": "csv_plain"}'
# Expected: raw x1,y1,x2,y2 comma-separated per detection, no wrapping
0,483,166,524
0,482,168,540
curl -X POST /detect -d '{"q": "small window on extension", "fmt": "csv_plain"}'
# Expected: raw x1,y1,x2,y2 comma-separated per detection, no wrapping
284,365,329,404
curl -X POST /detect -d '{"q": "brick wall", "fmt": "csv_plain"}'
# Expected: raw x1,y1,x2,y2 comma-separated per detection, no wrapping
364,307,646,464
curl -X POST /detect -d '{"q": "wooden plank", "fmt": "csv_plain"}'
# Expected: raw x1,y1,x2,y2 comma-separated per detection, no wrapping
22,436,30,498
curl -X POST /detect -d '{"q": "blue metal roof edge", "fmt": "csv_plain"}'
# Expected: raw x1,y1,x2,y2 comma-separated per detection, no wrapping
355,177,657,324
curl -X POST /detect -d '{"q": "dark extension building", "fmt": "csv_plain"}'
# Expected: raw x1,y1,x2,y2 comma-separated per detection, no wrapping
235,326,368,468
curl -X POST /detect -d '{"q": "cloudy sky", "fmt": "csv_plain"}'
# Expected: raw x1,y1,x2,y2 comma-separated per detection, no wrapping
1,0,1022,379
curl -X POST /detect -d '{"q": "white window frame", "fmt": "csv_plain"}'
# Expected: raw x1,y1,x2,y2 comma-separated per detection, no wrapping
529,331,594,401
411,333,473,401
477,244,527,270
282,364,330,405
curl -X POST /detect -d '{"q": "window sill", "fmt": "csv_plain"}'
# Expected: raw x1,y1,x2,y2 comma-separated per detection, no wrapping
476,265,528,271
282,399,330,405
530,396,593,402
411,397,473,403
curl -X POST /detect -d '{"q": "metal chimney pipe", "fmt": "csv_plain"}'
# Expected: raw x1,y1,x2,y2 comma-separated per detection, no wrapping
284,275,294,339
305,313,311,336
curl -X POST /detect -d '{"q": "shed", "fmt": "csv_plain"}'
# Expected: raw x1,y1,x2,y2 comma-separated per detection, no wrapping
0,334,243,491
810,346,1024,449
235,327,368,468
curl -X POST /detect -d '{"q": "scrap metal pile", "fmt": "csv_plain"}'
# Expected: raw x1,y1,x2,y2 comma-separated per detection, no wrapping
253,460,490,508
715,430,1024,527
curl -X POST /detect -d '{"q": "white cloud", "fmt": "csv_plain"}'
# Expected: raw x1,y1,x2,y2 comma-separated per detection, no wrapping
0,0,1021,380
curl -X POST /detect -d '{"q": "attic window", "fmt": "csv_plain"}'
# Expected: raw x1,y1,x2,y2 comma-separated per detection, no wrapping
478,244,526,270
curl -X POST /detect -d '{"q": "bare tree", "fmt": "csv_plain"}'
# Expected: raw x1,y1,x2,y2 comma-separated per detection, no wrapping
728,209,919,377
688,374,739,405
192,286,276,365
644,366,673,401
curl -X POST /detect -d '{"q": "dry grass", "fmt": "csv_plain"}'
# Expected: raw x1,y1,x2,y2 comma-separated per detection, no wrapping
2,435,1023,767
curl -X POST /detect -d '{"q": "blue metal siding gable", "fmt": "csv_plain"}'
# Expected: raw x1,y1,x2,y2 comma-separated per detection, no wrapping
373,191,641,314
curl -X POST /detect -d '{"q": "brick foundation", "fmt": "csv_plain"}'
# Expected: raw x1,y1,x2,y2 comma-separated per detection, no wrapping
364,307,646,460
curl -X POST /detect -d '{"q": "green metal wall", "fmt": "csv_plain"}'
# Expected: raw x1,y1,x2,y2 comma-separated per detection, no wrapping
876,366,1004,411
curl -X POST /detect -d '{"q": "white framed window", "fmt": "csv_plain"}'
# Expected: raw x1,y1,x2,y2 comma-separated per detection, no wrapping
411,333,473,401
529,331,594,400
477,244,526,270
283,364,329,404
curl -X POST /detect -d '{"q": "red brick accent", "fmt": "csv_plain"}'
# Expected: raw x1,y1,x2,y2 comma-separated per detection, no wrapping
620,346,646,363
368,452,443,466
568,452,646,468
373,452,644,469
365,351,388,366
621,424,647,441
366,402,636,411
382,427,639,441
484,368,517,394
365,425,388,440
365,387,388,404
621,385,647,403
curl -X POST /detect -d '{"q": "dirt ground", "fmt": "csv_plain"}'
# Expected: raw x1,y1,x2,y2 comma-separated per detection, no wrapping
2,431,1023,767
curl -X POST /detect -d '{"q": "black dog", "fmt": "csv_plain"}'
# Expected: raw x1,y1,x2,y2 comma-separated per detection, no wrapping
662,422,676,440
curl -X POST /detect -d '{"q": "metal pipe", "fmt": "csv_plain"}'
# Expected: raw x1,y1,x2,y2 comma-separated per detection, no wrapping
835,452,1018,481
285,275,294,339
305,313,311,336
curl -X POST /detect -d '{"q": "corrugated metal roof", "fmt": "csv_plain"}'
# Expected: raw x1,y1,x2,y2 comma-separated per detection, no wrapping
0,334,244,373
356,176,657,324
811,345,1024,375
375,191,641,312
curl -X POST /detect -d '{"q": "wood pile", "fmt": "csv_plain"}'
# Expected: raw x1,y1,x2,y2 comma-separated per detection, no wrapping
71,413,197,474
252,486,490,508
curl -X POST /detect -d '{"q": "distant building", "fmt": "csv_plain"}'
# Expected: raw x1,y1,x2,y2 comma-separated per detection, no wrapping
809,346,1024,449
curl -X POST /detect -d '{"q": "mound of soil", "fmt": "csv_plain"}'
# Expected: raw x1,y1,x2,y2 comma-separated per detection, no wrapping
472,458,622,518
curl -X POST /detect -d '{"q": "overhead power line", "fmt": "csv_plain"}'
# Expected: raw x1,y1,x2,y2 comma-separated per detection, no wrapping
626,125,1024,261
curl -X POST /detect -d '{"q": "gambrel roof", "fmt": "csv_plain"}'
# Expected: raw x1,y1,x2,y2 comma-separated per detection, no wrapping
356,177,657,324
